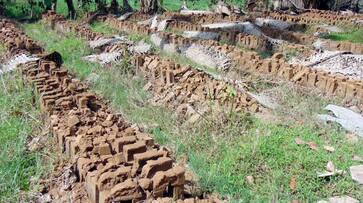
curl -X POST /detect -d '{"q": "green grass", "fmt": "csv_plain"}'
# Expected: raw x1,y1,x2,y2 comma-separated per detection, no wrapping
0,71,51,202
0,43,6,55
324,29,363,44
90,21,120,35
23,22,363,202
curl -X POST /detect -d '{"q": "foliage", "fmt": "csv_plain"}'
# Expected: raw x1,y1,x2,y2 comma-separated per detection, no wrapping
323,29,363,44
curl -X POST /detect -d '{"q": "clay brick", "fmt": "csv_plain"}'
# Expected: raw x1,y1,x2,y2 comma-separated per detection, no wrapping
141,157,173,178
98,166,131,191
136,133,154,147
131,150,165,176
335,81,347,98
112,136,136,153
316,73,328,92
326,78,338,95
307,71,317,87
86,171,99,203
99,179,142,203
94,143,112,156
123,141,147,162
345,82,357,99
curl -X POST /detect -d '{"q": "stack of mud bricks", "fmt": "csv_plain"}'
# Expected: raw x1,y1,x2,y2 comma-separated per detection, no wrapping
0,19,43,55
163,12,248,24
43,12,105,42
321,40,363,55
104,17,153,36
20,57,188,203
264,10,363,26
135,55,261,113
0,20,213,203
231,50,363,103
236,33,270,51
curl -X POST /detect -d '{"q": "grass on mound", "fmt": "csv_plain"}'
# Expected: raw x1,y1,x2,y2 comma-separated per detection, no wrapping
0,70,50,202
24,22,363,202
324,29,363,44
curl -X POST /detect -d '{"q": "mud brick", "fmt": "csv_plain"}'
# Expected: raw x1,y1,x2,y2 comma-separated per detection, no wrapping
335,81,347,98
357,86,363,102
307,71,317,87
86,171,99,203
123,127,136,137
77,157,92,181
326,78,338,95
345,82,357,99
112,136,136,153
291,69,309,84
278,67,293,80
94,143,112,156
123,141,147,162
341,41,350,51
98,166,131,191
131,150,165,177
260,61,272,74
165,166,185,187
138,178,152,190
316,72,328,92
99,179,142,203
248,102,259,113
166,70,175,84
57,128,70,151
141,157,173,179
65,136,76,157
136,133,154,147
68,115,80,128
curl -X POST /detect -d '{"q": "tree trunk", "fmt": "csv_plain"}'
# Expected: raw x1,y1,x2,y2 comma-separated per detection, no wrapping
110,0,119,13
95,0,107,13
52,0,57,11
140,0,159,14
65,0,76,19
122,0,133,13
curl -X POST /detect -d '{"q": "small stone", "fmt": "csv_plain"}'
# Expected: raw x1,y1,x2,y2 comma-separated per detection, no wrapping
350,165,363,184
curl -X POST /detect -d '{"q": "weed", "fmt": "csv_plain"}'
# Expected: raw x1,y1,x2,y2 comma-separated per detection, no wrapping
324,29,363,44
90,21,119,35
0,71,53,202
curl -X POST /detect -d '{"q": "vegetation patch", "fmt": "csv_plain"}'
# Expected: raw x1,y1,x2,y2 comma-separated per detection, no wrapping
324,29,363,44
0,70,52,202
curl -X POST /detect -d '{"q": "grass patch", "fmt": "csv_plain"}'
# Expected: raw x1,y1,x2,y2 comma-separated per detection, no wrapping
0,71,51,202
90,21,120,35
0,43,6,56
324,29,363,44
24,21,363,202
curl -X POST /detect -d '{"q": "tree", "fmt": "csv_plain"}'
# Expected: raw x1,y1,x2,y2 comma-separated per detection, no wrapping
122,0,133,13
140,0,159,14
65,0,76,19
95,0,107,13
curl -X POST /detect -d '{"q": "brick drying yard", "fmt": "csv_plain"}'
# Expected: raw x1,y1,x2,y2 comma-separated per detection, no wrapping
0,1,363,202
